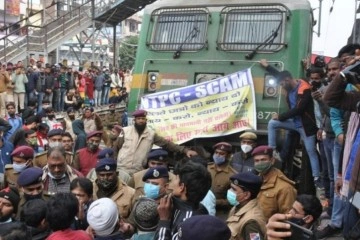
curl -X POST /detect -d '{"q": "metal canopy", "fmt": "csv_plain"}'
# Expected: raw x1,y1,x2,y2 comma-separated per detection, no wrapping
94,0,157,26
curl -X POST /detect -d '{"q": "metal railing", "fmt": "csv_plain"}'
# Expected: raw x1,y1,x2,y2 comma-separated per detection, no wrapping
0,0,93,63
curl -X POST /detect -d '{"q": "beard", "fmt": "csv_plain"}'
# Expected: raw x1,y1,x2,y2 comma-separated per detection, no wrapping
0,212,13,222
134,122,146,135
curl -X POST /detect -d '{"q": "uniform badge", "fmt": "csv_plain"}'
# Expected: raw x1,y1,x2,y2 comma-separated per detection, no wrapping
105,153,110,158
105,165,110,171
178,227,182,237
153,169,159,177
159,156,163,161
234,179,239,185
19,152,25,157
220,145,224,150
249,233,260,240
264,149,268,154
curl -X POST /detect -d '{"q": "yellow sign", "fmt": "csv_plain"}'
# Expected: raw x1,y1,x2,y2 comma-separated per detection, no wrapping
141,68,257,144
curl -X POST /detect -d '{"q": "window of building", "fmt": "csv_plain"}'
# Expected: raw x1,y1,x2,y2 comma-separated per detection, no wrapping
218,5,288,52
148,8,209,51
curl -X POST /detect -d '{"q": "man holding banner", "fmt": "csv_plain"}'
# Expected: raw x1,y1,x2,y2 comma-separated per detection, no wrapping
115,110,198,176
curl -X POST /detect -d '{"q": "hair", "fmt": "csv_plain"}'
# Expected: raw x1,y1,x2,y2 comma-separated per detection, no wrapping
20,199,47,228
328,57,341,65
47,146,66,158
174,161,211,206
277,70,293,81
337,43,360,58
27,98,37,107
70,177,93,197
0,222,31,240
45,107,55,114
38,123,50,132
24,116,38,125
42,99,50,104
62,132,73,141
24,129,35,138
6,102,16,109
309,67,325,78
296,194,322,222
46,193,79,231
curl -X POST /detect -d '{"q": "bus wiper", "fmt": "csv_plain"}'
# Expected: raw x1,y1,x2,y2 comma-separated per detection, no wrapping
173,27,200,59
245,21,283,60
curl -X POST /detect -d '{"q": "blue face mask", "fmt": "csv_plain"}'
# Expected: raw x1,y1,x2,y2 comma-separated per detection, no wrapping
227,189,239,206
213,154,226,165
144,182,160,199
13,162,27,173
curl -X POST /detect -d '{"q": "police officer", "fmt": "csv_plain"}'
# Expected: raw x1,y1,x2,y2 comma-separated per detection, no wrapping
34,129,73,168
128,149,174,203
207,142,237,209
16,167,45,217
104,104,120,128
253,146,296,220
231,132,257,173
142,166,170,201
5,146,35,188
86,148,131,184
92,158,135,219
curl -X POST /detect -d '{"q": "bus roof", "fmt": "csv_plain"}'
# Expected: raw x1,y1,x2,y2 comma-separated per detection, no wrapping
144,0,311,13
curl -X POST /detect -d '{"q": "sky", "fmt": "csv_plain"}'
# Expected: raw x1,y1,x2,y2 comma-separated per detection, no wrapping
309,0,356,57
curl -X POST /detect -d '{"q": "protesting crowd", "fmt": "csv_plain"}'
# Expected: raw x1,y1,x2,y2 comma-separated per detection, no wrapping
1,43,360,240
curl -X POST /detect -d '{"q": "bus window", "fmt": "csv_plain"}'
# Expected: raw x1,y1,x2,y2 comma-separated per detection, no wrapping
218,5,288,52
149,8,209,51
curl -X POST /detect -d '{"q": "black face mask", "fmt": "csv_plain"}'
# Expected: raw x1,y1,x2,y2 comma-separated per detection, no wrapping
47,114,55,119
68,114,75,120
24,192,43,201
97,178,117,190
289,217,306,226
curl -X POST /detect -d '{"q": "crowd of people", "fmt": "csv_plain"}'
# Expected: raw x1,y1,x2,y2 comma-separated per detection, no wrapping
0,60,130,117
1,43,360,240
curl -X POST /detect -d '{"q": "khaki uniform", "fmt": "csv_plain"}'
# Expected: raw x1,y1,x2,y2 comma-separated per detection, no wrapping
227,199,267,240
93,179,135,219
208,162,237,207
257,167,296,220
4,165,20,189
128,169,175,204
104,112,120,128
34,151,73,168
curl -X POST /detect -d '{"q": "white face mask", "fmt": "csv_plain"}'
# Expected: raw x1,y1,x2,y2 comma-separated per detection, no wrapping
49,141,62,148
241,144,253,154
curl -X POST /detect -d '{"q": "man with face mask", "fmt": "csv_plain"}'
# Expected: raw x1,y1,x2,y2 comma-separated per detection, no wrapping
142,166,169,201
92,158,135,219
42,146,83,196
73,131,102,176
4,146,35,188
34,129,74,168
208,142,237,209
266,194,322,240
253,146,297,220
128,149,174,203
16,167,45,217
231,132,257,173
43,107,62,131
116,109,198,176
107,125,122,148
0,187,20,224
226,172,266,240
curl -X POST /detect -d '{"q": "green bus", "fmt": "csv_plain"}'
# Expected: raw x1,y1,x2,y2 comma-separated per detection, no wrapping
129,0,313,140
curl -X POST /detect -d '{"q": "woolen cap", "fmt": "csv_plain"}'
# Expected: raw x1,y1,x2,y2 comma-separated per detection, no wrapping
177,215,231,240
132,109,147,118
87,131,103,139
0,187,20,213
134,198,159,231
87,198,119,236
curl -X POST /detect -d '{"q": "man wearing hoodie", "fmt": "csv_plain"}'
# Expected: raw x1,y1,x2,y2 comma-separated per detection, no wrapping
72,119,87,152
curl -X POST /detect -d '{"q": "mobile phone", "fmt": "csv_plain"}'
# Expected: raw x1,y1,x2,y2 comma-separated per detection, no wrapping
283,220,315,240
